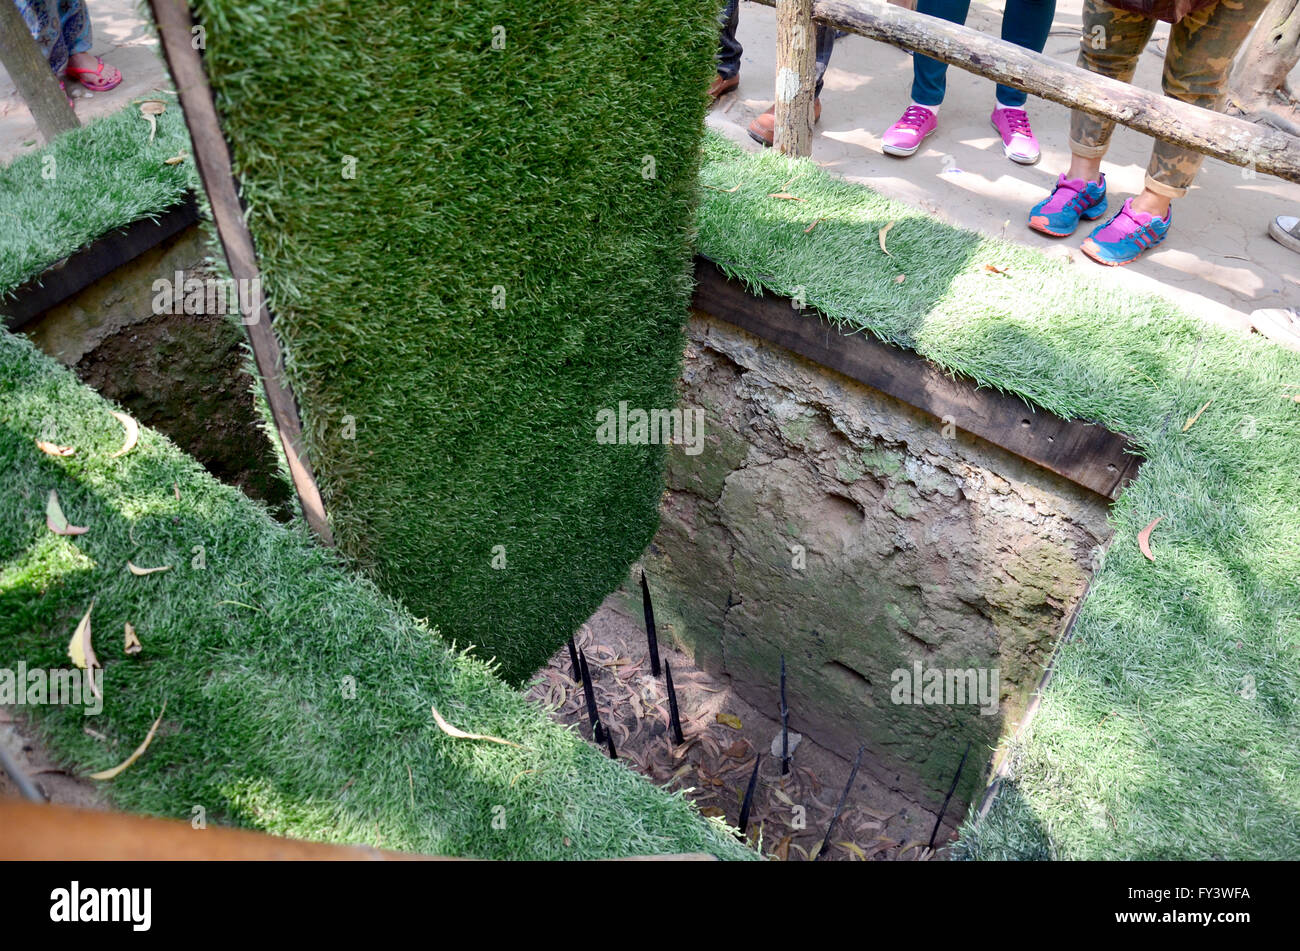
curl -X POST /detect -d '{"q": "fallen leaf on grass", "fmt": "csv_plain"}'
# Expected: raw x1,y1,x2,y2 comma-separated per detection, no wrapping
431,705,526,749
704,182,743,193
36,440,75,457
894,274,906,284
1137,516,1163,562
110,411,139,457
127,562,171,576
1182,399,1213,432
715,712,743,731
46,490,88,535
163,152,186,166
67,602,102,699
878,221,896,256
138,100,165,143
124,623,142,656
803,218,823,234
173,482,180,501
984,263,1011,277
767,192,806,201
90,702,166,780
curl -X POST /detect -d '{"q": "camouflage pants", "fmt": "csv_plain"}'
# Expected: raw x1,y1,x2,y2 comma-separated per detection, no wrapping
1071,0,1260,198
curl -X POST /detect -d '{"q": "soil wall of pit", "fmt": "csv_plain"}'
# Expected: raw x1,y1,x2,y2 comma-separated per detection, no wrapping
643,312,1113,812
16,225,291,513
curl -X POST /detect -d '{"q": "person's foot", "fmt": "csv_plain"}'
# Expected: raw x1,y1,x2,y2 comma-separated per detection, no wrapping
881,104,937,157
1248,307,1300,353
1268,215,1300,254
709,72,739,103
1080,198,1171,266
64,53,122,92
990,106,1040,165
747,98,822,148
1028,174,1108,237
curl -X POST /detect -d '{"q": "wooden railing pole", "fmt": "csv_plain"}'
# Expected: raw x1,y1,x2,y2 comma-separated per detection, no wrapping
0,0,79,141
774,0,816,157
750,0,1300,184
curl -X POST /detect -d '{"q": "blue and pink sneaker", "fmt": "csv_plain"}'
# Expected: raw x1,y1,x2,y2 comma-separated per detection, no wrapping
1081,198,1171,266
1028,174,1108,237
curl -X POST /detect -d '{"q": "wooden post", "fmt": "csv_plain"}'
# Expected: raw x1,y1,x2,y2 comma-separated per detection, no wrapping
147,0,335,546
750,0,1300,184
1228,0,1300,135
0,0,78,141
774,0,816,157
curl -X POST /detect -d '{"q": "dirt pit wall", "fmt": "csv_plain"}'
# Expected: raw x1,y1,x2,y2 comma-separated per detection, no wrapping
644,312,1113,811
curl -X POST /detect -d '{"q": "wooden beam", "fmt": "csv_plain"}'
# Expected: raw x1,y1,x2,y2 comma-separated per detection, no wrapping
774,0,817,157
147,0,334,546
3,193,200,332
691,257,1142,501
0,0,78,141
750,0,1300,183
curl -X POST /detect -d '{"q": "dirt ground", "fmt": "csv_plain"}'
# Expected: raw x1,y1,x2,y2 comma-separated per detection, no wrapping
525,591,957,860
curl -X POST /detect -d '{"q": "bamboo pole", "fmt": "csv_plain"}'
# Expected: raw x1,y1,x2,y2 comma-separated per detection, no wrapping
774,0,817,157
750,0,1300,183
0,0,78,141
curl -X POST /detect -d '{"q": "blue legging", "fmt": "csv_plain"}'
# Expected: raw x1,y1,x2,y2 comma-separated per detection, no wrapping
13,0,93,76
912,0,1055,108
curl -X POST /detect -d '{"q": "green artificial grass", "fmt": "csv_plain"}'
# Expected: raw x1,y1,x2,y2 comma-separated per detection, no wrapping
0,103,194,300
0,331,753,860
697,133,1300,860
184,0,721,684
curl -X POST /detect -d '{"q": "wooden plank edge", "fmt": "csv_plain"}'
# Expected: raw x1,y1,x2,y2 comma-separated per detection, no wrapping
691,257,1141,501
147,0,333,546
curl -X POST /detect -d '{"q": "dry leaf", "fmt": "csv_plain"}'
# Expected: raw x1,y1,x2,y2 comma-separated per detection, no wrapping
139,100,165,143
109,411,139,457
67,602,102,699
163,153,186,166
984,263,1011,276
1182,399,1212,433
715,712,743,731
173,482,181,501
46,489,88,536
431,704,526,749
699,806,727,818
894,274,906,284
773,835,792,861
767,192,806,201
127,561,171,576
839,840,867,861
124,622,142,656
36,440,75,457
90,702,166,780
704,182,742,193
1137,516,1163,562
803,218,823,234
878,220,896,256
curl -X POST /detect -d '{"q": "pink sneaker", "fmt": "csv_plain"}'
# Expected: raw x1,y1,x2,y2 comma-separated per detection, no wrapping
990,107,1040,165
882,104,937,158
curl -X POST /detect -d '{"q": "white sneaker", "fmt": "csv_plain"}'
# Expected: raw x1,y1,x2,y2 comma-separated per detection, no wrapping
1268,215,1300,254
1249,307,1300,353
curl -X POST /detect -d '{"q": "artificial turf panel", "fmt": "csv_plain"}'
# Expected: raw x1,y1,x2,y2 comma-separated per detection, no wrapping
696,133,1300,860
182,0,722,684
0,330,754,860
0,103,194,301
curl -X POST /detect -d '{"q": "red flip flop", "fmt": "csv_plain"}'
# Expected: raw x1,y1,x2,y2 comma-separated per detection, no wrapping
65,56,122,92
